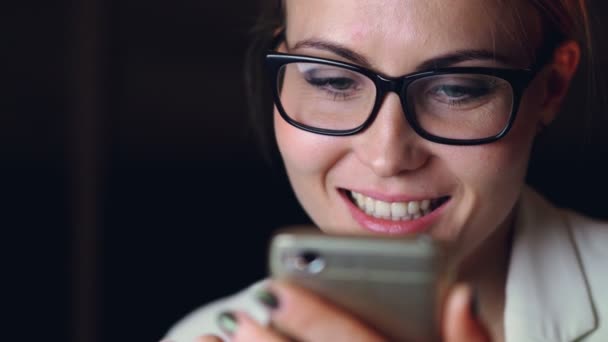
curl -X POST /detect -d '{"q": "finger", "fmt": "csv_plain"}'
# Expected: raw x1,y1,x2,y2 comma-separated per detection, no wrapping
195,335,223,342
443,284,491,342
231,312,289,342
268,281,385,342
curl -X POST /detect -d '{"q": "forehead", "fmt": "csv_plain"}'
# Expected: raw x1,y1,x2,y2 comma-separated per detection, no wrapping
284,0,542,72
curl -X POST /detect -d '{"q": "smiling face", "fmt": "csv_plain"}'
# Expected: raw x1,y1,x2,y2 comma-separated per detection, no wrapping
274,0,556,257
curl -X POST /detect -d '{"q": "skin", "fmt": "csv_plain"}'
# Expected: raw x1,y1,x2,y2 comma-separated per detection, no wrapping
196,0,580,340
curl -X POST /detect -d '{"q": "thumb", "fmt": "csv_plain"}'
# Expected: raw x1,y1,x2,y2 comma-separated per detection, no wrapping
443,284,491,342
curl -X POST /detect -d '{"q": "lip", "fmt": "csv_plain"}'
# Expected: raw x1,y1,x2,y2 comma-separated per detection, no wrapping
339,189,450,235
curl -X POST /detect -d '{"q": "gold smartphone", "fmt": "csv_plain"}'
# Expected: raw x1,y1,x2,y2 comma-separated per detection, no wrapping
268,226,455,342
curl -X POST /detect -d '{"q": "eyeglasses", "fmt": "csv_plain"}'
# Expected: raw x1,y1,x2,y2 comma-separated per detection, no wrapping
265,52,537,145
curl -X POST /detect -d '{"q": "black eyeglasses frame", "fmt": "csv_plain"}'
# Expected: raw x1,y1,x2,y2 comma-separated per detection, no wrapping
265,52,538,145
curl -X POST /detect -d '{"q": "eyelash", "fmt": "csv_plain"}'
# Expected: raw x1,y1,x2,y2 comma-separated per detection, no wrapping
306,77,358,99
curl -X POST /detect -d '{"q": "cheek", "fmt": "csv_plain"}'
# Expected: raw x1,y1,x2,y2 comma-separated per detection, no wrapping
274,111,345,176
478,121,537,198
461,142,529,194
274,110,350,220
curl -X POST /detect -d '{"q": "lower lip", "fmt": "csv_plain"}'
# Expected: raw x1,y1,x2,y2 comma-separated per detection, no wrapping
339,190,449,235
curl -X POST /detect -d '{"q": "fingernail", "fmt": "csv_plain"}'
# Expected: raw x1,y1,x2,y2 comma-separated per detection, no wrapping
217,311,238,335
255,288,280,309
470,287,480,318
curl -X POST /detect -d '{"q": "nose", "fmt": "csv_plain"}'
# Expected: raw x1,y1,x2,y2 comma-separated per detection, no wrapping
354,94,430,177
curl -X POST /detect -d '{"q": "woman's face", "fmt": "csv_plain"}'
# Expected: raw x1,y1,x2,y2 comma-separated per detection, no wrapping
275,0,551,256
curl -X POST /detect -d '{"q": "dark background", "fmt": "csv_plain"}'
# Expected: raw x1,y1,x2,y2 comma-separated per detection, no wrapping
3,1,607,341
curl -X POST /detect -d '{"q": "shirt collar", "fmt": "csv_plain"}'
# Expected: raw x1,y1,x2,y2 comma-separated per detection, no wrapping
504,187,597,342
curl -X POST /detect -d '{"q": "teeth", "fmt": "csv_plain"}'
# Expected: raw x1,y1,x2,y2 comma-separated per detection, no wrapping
354,192,364,207
364,196,374,215
390,202,408,218
421,199,430,211
407,201,420,215
350,191,440,221
375,201,391,219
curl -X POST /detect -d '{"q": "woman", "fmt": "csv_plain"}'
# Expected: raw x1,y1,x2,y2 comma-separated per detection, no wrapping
165,0,608,341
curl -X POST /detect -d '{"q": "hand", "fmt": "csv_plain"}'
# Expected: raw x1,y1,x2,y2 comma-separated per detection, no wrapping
208,281,491,341
221,281,386,341
442,284,491,342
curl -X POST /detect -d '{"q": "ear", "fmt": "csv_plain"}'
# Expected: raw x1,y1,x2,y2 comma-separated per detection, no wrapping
277,41,288,53
539,40,581,125
274,28,288,53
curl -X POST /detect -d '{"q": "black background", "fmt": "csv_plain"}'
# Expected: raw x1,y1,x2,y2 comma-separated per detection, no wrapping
3,1,607,341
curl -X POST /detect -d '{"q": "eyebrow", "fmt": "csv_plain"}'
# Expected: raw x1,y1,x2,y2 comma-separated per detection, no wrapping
291,38,516,72
416,50,515,71
292,39,373,68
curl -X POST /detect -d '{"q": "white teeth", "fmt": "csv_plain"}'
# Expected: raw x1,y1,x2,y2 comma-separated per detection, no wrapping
407,201,420,215
350,190,439,221
365,196,374,215
421,199,430,211
390,202,408,218
375,201,391,219
354,192,364,207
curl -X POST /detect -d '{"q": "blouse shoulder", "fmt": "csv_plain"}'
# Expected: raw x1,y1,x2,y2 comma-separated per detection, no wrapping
562,206,608,341
564,207,608,241
507,188,608,341
557,200,608,264
162,279,271,342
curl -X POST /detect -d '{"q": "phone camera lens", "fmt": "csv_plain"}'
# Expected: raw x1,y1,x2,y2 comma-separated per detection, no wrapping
293,251,325,274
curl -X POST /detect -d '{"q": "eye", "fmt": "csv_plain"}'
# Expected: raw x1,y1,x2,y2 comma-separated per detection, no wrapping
440,85,467,97
295,63,364,96
306,76,356,91
433,84,491,100
426,77,497,105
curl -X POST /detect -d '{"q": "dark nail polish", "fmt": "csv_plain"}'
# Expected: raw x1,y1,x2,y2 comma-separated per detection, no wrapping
470,288,480,319
255,289,280,309
217,311,238,335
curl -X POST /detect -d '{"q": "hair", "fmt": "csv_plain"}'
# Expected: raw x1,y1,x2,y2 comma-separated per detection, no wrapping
243,0,600,164
527,1,602,146
243,0,284,165
530,1,592,50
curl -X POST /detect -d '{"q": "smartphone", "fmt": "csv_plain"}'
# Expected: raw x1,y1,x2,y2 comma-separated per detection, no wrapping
268,226,455,342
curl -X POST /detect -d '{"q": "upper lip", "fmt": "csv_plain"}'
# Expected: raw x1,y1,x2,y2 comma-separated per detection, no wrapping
341,188,445,202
